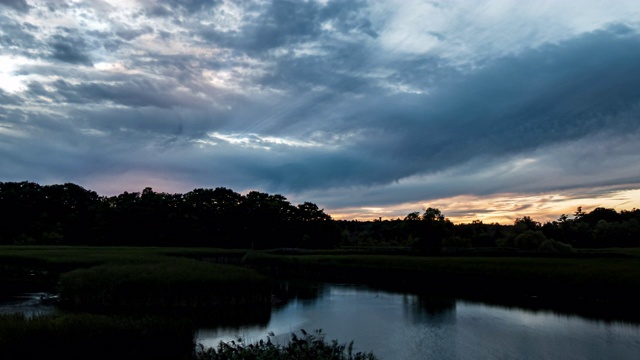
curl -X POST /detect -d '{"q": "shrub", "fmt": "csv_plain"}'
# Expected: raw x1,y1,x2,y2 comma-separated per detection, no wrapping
538,239,576,254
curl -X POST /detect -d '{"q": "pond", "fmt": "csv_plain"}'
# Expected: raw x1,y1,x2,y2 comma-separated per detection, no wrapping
2,284,639,359
196,282,640,360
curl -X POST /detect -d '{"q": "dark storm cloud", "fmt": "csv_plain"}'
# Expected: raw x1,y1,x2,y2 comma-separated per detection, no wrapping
0,15,38,54
48,78,209,109
0,0,30,13
49,30,94,66
68,105,227,139
198,0,376,53
0,89,21,106
348,26,640,180
220,25,640,194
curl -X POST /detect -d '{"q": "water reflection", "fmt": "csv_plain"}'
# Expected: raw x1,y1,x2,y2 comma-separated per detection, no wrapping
2,285,639,360
403,295,456,324
0,292,58,317
197,282,640,360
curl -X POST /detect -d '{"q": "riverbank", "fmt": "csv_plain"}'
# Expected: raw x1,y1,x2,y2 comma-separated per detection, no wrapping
2,245,639,307
243,248,640,321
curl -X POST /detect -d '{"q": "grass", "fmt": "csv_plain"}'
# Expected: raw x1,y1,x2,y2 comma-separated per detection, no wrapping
3,245,639,304
0,245,248,270
59,258,271,310
0,314,378,360
243,249,640,299
0,312,195,360
0,246,274,358
0,246,270,310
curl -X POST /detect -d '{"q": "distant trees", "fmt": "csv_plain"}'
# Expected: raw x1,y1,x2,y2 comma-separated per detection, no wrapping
2,181,639,251
336,206,639,252
0,182,338,249
338,208,454,253
539,207,640,248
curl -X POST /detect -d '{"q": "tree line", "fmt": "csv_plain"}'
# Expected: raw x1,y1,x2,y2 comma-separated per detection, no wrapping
1,181,638,251
0,182,339,248
338,206,640,252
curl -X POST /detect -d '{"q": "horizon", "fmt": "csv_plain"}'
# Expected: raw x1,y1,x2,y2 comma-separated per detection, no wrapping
4,179,638,226
2,0,640,225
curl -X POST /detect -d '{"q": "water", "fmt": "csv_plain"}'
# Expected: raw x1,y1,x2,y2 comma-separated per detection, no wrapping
196,283,640,360
0,292,58,317
2,286,639,359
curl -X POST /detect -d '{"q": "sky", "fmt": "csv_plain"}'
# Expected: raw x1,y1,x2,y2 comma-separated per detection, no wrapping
1,0,640,224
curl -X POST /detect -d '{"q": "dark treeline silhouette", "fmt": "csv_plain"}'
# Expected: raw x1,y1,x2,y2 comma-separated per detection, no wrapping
2,181,639,251
0,182,339,248
338,206,640,252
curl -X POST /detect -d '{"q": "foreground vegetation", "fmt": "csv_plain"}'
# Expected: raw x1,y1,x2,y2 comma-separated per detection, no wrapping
194,330,377,360
0,313,375,360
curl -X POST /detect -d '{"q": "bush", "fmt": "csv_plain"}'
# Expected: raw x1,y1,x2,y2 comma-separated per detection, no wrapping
514,231,547,250
538,239,576,254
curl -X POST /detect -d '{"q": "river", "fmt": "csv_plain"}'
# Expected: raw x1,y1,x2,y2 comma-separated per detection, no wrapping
2,284,639,359
196,282,640,360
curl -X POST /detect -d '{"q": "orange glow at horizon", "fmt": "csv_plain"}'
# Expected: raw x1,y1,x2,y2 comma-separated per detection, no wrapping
328,187,640,224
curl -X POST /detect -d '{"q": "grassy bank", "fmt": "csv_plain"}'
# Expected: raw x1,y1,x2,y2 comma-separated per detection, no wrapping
244,249,640,301
59,258,270,310
0,313,195,360
3,245,638,305
0,246,252,296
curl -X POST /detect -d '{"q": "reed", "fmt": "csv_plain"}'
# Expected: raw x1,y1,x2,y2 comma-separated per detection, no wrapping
59,258,271,310
194,329,378,360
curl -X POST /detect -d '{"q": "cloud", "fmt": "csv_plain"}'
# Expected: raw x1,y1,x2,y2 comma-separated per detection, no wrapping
0,15,38,55
1,0,640,221
159,0,222,14
311,25,640,186
0,0,30,13
197,0,377,53
49,32,94,66
48,78,200,109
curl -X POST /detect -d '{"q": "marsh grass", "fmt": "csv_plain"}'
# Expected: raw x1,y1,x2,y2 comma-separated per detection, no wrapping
194,329,377,360
0,312,195,360
0,246,259,298
59,258,271,310
243,251,640,299
0,246,248,270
